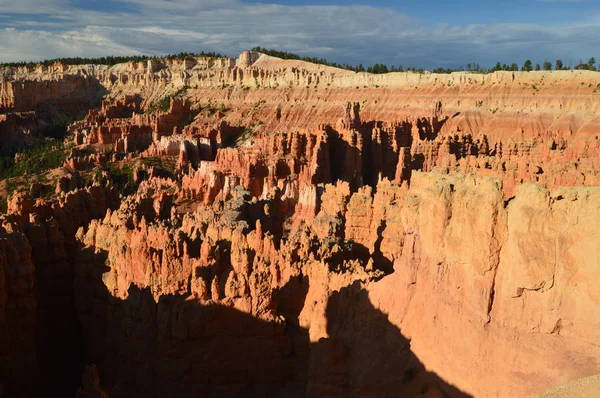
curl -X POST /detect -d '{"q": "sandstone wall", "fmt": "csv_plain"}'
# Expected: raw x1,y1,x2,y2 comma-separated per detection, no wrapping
2,53,600,397
66,173,600,397
0,186,120,397
368,173,600,397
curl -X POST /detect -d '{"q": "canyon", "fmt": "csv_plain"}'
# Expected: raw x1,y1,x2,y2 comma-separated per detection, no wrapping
1,51,600,397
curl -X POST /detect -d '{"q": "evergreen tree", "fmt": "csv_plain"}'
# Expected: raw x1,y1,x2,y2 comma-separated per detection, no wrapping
522,60,533,72
575,59,588,70
3,46,594,77
555,59,564,70
588,57,596,71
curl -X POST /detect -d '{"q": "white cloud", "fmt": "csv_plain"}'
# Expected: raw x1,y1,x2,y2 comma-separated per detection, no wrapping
0,0,599,68
539,0,592,3
0,28,139,61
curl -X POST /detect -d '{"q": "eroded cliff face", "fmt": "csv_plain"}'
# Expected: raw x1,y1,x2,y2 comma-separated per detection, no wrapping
65,173,600,398
368,175,600,397
1,52,600,397
4,52,600,193
0,187,120,397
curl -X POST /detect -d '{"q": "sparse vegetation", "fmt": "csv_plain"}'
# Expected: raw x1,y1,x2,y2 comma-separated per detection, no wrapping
522,60,533,72
94,163,138,196
188,107,201,123
5,47,600,76
451,58,596,73
234,121,263,146
0,140,69,180
187,101,230,124
44,119,75,140
246,100,266,118
251,47,405,74
0,140,70,212
146,86,189,114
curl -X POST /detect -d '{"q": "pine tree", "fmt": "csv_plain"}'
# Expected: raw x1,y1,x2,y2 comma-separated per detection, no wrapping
588,57,596,71
522,60,533,72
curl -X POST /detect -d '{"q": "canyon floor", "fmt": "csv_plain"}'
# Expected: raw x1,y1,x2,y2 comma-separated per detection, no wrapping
1,51,600,398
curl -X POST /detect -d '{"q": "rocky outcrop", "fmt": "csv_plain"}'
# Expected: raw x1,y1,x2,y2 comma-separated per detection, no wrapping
0,112,45,154
0,74,106,113
71,179,468,397
0,186,120,397
4,53,596,194
0,223,37,398
2,54,600,398
76,365,109,398
367,174,600,397
72,97,191,152
65,170,600,397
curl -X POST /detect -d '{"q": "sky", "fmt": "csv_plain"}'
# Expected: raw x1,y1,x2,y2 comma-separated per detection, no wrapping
1,0,600,69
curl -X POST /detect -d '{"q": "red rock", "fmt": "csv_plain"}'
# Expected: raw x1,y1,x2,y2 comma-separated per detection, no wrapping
2,53,600,398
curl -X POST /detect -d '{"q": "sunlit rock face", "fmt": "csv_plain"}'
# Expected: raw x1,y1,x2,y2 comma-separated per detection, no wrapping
2,52,600,397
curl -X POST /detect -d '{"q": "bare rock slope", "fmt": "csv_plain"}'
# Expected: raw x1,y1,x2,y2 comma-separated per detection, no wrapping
1,51,600,397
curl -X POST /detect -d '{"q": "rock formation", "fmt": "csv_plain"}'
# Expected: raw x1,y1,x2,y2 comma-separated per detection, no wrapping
1,51,600,397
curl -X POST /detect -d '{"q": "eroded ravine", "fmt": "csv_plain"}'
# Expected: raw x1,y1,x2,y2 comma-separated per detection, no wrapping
1,51,600,397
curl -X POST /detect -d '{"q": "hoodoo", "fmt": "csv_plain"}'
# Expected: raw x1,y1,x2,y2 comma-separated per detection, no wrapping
1,51,600,397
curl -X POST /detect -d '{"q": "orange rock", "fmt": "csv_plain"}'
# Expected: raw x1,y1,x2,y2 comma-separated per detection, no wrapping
3,54,600,397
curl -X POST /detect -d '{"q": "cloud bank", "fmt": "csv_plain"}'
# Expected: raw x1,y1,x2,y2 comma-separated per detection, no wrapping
0,0,598,68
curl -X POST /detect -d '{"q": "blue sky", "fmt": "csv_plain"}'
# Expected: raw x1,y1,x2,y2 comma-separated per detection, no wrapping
1,0,600,68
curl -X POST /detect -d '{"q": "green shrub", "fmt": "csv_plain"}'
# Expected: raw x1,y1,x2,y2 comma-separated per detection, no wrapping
0,140,68,180
146,86,189,114
96,163,138,196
